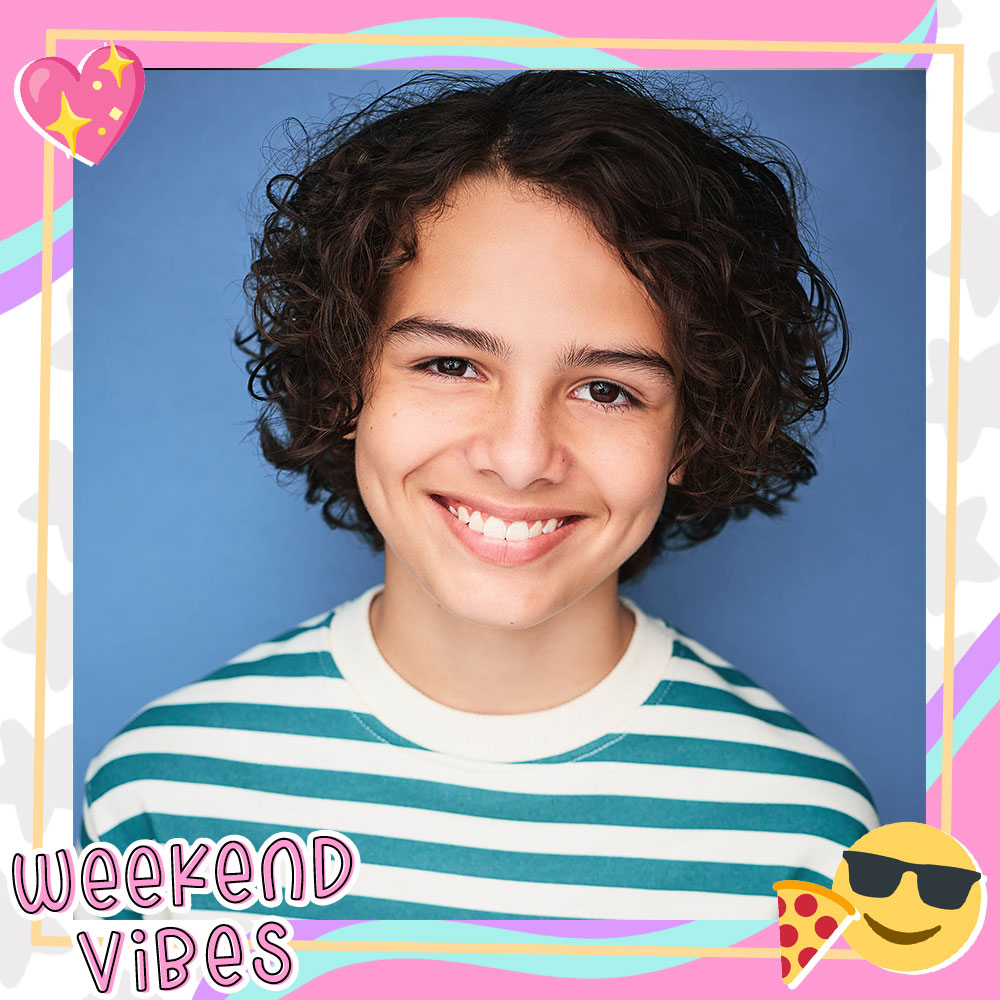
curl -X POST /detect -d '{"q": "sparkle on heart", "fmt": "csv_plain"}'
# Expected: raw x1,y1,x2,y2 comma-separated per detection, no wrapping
16,42,144,165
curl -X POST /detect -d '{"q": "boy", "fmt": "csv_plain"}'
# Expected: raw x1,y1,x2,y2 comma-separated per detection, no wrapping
82,71,878,919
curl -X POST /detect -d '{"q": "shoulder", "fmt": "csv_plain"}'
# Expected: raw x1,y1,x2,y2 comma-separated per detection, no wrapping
81,605,353,847
621,609,879,882
637,614,866,773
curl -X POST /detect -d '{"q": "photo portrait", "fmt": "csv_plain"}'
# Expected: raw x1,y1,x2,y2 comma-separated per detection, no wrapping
73,68,924,920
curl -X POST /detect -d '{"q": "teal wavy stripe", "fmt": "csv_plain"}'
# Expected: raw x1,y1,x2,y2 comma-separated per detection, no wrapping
926,657,1000,789
857,3,937,68
644,682,809,732
233,919,772,994
210,652,342,680
0,202,73,274
116,703,418,747
671,642,759,687
88,759,870,842
264,17,638,70
95,813,822,896
585,736,874,800
267,614,337,644
113,706,389,745
95,815,798,921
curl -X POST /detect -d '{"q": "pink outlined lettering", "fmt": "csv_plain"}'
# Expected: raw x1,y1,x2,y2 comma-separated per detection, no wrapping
167,839,212,910
206,922,248,991
258,834,306,906
76,930,123,995
10,848,75,914
155,927,197,991
215,837,255,908
124,842,166,911
130,928,149,994
80,843,123,915
250,918,297,989
309,831,358,903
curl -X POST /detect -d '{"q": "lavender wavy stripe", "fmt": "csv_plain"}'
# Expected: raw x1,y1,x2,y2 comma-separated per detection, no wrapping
906,7,937,70
286,920,367,940
0,231,73,316
188,918,772,995
461,920,687,938
926,609,1000,751
286,918,686,940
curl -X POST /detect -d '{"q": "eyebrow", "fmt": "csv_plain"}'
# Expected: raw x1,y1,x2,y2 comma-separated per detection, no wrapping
384,315,675,382
384,317,510,361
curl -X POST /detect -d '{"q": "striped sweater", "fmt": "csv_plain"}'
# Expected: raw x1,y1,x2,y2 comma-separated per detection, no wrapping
81,587,878,920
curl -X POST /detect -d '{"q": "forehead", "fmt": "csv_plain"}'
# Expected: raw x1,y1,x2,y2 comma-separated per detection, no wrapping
381,175,666,354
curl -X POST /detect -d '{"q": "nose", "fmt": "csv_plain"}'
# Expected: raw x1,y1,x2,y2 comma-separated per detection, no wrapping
466,388,570,492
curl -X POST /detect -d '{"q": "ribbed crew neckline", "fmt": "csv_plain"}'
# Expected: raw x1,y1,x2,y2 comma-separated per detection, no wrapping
327,586,675,762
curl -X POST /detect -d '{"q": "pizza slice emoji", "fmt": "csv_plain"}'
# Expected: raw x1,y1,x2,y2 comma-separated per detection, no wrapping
773,880,860,988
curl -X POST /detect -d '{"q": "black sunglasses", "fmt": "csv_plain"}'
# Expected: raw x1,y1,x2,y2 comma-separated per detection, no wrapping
842,850,982,910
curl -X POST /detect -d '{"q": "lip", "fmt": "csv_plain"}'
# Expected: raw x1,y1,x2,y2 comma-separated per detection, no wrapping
433,493,581,524
862,913,942,945
430,494,583,567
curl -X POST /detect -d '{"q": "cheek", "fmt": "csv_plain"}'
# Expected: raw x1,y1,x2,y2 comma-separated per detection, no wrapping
354,394,458,493
586,428,672,523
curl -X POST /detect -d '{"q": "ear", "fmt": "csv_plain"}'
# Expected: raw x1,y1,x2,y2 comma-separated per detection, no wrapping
667,460,684,488
343,399,362,441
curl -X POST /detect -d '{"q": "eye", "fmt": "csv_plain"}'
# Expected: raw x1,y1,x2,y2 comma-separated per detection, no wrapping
421,357,480,379
572,380,635,408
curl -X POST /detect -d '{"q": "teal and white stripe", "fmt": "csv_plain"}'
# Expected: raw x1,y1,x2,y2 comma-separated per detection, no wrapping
82,589,877,920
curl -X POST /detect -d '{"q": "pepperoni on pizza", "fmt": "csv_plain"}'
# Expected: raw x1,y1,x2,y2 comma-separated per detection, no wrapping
773,880,859,988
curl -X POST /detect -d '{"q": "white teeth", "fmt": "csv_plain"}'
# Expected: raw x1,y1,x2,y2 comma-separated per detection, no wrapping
505,520,529,541
444,500,570,541
483,516,507,539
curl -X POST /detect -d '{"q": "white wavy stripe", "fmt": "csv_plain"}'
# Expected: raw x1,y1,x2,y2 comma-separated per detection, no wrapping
84,725,877,824
196,645,788,712
104,687,852,768
351,861,777,919
625,705,852,764
669,630,735,669
224,624,333,665
149,675,364,712
135,868,777,921
651,658,788,709
86,780,850,874
102,842,777,921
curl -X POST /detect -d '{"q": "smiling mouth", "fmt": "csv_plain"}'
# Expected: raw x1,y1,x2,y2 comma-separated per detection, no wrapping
862,913,942,945
432,495,581,542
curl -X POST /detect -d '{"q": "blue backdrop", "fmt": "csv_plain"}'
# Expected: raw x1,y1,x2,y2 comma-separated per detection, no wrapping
74,69,925,830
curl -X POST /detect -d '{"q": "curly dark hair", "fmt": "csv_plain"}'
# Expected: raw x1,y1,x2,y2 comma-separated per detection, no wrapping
238,70,848,583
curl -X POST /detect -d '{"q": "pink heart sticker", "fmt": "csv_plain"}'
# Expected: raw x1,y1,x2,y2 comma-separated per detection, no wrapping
15,42,144,166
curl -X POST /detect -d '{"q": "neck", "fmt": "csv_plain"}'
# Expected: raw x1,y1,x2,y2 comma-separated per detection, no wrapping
369,558,634,714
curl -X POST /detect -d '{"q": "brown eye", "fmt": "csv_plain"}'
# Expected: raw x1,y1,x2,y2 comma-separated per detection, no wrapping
434,358,473,377
571,379,636,409
586,380,625,404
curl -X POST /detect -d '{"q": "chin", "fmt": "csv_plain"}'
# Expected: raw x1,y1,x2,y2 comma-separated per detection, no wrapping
425,569,595,632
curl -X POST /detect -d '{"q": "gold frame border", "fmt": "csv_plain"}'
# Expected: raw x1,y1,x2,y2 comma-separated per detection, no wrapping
29,31,963,962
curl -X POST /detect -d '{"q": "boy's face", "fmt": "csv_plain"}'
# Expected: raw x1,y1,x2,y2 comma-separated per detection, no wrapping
355,176,681,630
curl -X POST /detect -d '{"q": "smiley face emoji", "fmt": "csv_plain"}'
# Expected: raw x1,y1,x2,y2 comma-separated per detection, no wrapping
832,822,986,973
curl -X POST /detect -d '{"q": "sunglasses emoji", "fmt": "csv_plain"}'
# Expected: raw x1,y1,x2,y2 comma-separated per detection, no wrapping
832,822,986,973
